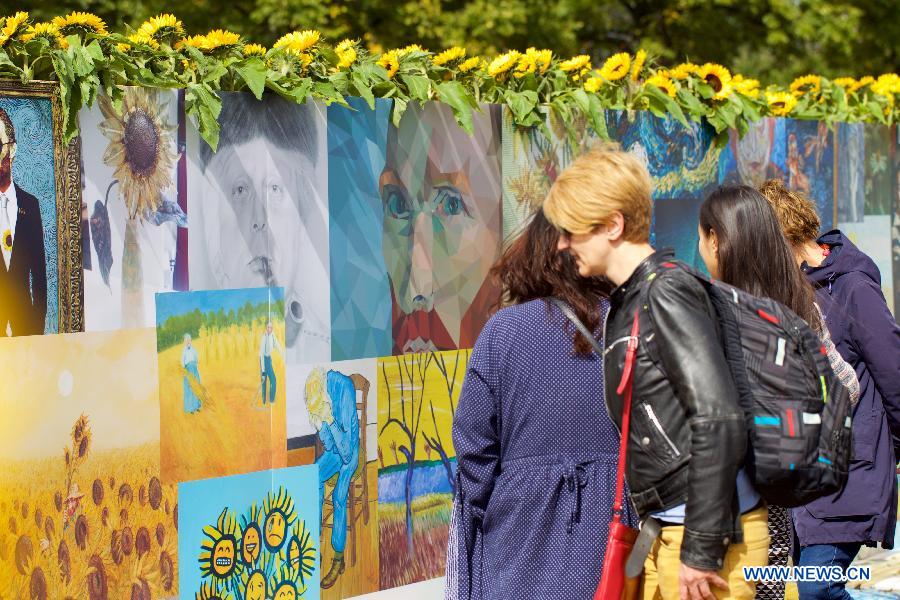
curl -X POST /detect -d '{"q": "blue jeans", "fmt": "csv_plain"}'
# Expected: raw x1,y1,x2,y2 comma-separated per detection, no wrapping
317,448,359,553
797,542,862,600
261,355,276,403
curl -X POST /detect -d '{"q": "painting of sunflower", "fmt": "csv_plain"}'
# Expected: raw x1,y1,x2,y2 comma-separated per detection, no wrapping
98,88,178,220
94,87,181,328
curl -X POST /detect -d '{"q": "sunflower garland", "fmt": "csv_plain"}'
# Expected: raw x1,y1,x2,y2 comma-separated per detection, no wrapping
0,9,896,152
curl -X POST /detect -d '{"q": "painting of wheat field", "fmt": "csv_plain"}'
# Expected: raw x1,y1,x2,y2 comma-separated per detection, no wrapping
156,287,287,485
0,329,179,599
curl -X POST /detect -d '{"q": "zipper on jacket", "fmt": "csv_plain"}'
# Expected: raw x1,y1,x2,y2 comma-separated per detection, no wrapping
643,404,681,457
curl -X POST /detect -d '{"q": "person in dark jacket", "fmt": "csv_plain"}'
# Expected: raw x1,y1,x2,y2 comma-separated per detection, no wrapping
761,179,900,600
445,209,633,600
545,145,768,600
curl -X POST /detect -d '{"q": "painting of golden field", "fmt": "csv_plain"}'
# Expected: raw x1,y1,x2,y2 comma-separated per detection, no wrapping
377,349,468,588
156,288,287,484
0,329,179,600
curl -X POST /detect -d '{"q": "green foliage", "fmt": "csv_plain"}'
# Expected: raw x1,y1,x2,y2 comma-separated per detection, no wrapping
156,299,284,352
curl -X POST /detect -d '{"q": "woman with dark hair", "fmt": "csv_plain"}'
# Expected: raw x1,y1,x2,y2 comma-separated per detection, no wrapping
445,209,631,600
697,185,859,600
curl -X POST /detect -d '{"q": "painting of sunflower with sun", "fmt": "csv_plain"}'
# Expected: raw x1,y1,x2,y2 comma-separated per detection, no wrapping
0,328,179,599
179,467,321,599
80,86,187,331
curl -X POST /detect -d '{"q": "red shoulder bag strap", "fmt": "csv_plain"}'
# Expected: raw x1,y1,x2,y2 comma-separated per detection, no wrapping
611,309,640,524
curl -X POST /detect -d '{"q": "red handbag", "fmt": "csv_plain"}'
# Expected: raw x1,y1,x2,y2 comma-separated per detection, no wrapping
594,310,641,600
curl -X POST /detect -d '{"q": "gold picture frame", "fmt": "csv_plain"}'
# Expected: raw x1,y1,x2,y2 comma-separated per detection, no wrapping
0,79,83,334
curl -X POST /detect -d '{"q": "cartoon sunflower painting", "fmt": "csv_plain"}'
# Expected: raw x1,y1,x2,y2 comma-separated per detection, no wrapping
97,88,179,327
179,470,320,599
199,508,240,582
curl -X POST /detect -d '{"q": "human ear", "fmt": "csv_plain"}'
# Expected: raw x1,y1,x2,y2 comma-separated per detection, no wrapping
605,212,626,241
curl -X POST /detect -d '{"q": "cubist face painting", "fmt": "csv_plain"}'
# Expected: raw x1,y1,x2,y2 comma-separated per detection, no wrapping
379,103,501,354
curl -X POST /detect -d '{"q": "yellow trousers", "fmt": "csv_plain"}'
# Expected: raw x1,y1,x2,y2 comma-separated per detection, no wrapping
641,507,770,600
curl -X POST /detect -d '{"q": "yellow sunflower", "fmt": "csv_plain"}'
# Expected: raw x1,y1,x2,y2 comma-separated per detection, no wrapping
378,50,400,78
873,73,900,93
433,46,466,67
334,39,358,69
178,34,208,51
488,50,522,78
731,74,760,98
631,49,647,81
832,77,857,90
398,43,425,56
51,11,107,37
20,22,68,49
120,31,160,52
1,11,30,44
526,47,553,73
560,54,591,74
670,62,699,80
645,73,677,98
515,53,537,78
98,88,178,220
202,29,241,53
789,74,821,97
584,76,603,93
458,56,481,73
698,63,732,96
2,229,11,252
243,43,267,57
274,29,320,56
598,52,631,81
137,14,184,44
766,91,798,117
852,76,874,92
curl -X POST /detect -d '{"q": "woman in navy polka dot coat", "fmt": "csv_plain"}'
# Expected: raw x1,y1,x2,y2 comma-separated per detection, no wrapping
445,211,636,600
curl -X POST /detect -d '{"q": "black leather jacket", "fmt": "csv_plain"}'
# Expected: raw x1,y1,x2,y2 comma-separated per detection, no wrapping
604,249,748,571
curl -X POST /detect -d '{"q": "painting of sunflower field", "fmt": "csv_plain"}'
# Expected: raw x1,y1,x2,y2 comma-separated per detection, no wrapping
0,328,178,599
156,287,287,484
178,466,320,599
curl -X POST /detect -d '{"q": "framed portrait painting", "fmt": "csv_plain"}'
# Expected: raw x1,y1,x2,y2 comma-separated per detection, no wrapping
0,79,82,336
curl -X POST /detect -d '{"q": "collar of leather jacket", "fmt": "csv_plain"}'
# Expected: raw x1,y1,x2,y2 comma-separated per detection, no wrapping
611,247,676,302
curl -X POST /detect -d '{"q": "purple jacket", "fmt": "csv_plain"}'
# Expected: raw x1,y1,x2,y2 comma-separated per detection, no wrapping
792,231,900,549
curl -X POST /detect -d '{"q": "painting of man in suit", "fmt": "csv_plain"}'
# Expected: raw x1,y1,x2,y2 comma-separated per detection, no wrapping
0,106,46,337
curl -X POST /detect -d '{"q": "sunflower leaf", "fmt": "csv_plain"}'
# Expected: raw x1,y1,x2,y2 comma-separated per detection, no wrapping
435,81,475,133
233,58,266,99
185,83,222,151
400,74,431,103
351,71,376,110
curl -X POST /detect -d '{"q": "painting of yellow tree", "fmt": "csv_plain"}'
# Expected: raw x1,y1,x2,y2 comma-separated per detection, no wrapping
0,329,178,599
377,348,469,588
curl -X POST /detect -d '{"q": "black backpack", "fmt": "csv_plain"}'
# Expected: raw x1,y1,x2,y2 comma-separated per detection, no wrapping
652,261,853,508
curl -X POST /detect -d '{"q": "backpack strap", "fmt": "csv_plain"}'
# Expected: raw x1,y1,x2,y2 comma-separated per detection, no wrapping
548,298,603,355
550,297,640,521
